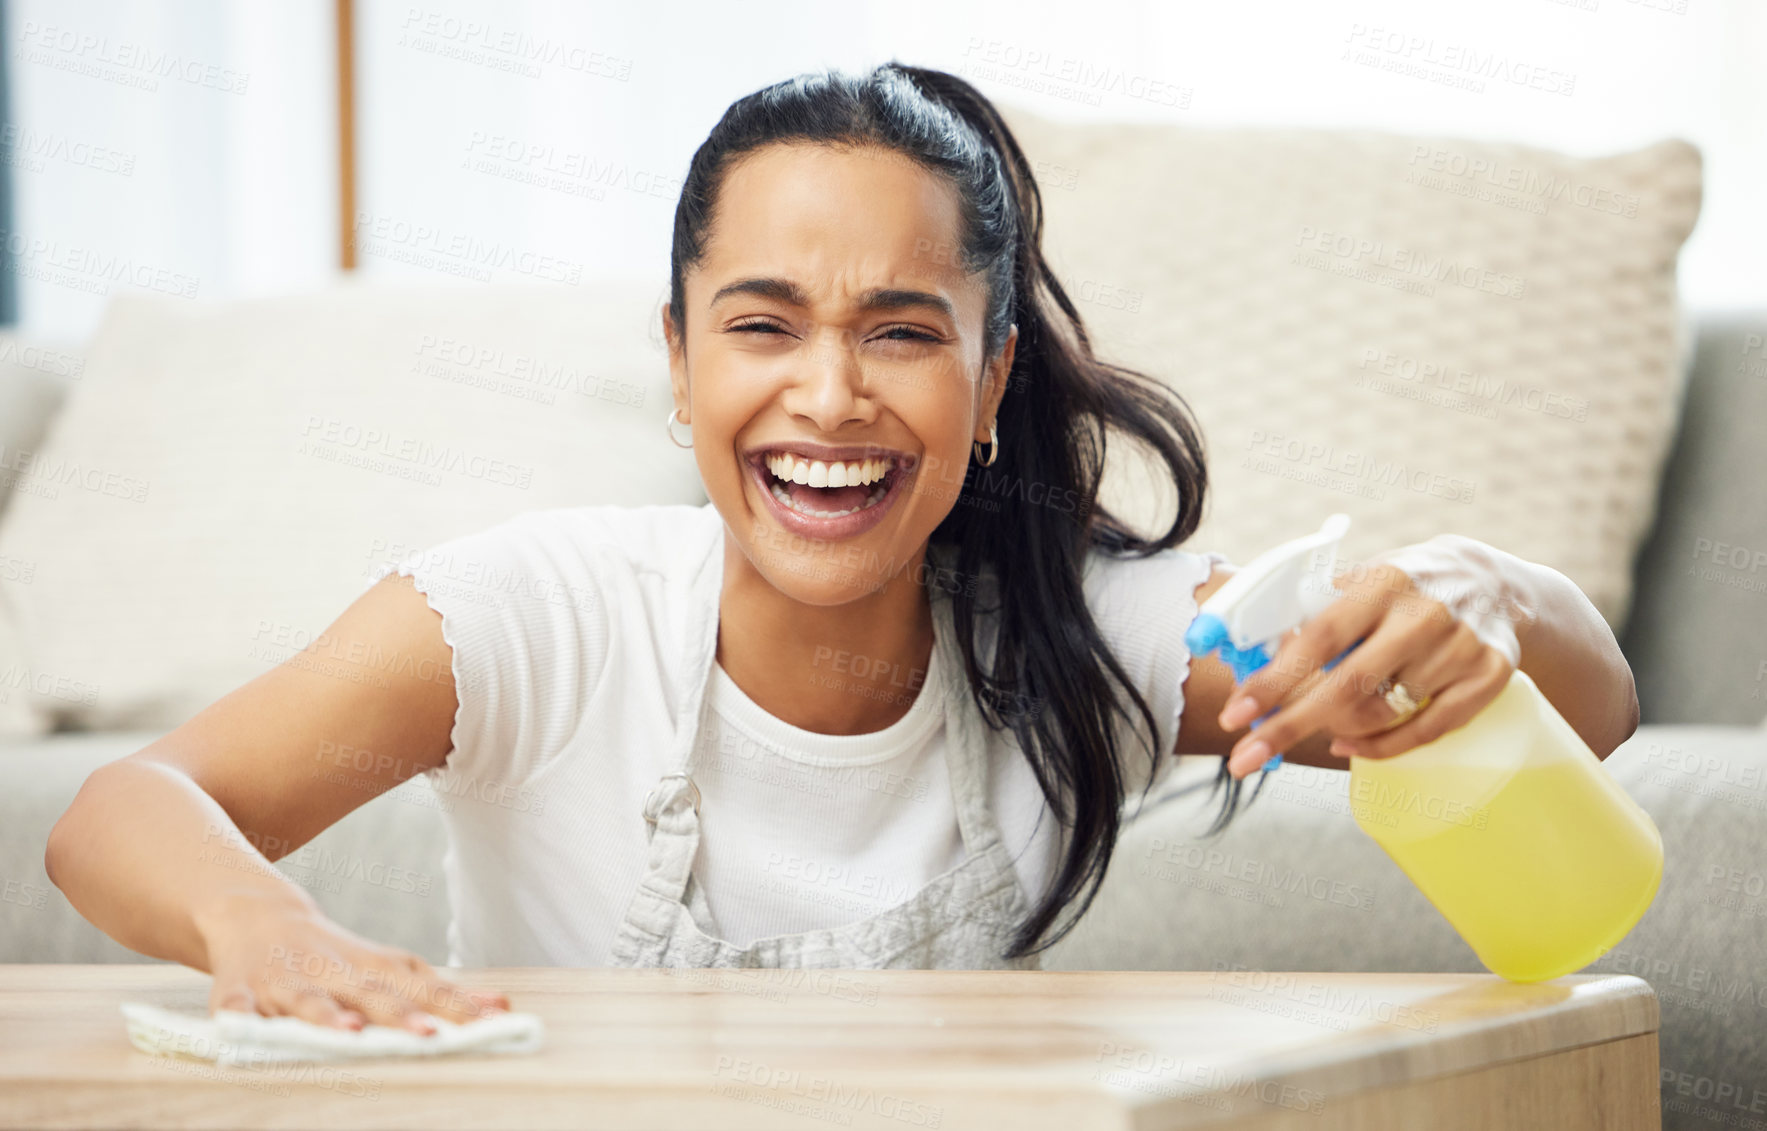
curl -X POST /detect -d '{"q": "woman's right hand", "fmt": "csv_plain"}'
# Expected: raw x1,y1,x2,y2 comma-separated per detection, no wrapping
197,889,510,1034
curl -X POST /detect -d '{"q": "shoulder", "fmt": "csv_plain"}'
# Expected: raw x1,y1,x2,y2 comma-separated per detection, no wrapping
368,502,719,785
1081,544,1234,620
1076,545,1237,781
1077,543,1235,681
387,501,720,593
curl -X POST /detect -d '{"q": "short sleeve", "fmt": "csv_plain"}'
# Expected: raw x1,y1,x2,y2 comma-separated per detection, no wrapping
362,509,613,791
1081,546,1234,801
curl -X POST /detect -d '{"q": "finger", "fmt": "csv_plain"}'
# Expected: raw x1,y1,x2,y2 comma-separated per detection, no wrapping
1295,584,1478,741
1227,609,1446,774
287,990,365,1031
365,950,495,1027
312,953,443,1034
1396,617,1484,689
401,954,495,1023
465,987,511,1014
1328,626,1478,741
1217,594,1384,731
210,982,260,1017
1331,651,1513,760
1331,622,1500,745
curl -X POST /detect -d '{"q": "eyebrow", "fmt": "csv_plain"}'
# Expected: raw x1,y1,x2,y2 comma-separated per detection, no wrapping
708,276,955,321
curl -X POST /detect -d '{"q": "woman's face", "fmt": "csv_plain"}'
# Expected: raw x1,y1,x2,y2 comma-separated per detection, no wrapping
665,142,1015,606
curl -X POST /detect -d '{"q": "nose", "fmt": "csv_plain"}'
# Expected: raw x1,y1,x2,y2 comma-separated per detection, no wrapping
780,324,875,431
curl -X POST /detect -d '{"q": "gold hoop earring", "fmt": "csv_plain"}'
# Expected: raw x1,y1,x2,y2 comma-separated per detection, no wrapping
665,407,693,449
973,421,999,467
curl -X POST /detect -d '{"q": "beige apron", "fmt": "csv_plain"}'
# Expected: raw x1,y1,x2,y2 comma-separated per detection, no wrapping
609,542,1041,970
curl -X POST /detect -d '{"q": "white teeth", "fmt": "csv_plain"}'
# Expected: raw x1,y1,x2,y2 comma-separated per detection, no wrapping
764,452,893,487
769,476,890,518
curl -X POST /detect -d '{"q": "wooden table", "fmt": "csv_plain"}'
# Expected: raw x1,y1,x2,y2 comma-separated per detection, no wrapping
0,965,1659,1130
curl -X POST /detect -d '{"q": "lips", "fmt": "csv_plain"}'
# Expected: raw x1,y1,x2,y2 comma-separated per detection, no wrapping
743,442,913,541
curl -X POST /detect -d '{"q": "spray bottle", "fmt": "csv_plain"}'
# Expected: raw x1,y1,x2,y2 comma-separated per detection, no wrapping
1183,513,1663,983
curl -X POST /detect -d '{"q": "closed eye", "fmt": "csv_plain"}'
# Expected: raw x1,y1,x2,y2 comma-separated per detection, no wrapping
726,320,945,343
880,325,942,342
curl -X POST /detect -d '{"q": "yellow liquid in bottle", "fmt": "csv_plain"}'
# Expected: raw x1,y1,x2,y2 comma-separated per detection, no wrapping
1349,671,1663,983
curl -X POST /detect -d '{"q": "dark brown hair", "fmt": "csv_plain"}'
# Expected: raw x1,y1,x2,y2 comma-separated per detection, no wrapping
666,62,1256,960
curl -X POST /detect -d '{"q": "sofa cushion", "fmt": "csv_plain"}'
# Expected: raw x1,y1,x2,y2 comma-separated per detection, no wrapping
997,104,1703,630
1621,312,1767,724
0,731,449,965
0,278,706,732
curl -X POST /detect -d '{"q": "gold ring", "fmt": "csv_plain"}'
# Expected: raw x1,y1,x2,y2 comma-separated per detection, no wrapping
1376,678,1430,729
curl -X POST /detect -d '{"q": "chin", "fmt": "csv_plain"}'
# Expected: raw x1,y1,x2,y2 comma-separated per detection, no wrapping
749,552,893,605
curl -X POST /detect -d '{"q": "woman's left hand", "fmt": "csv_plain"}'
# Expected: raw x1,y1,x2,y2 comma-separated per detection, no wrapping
1218,543,1524,779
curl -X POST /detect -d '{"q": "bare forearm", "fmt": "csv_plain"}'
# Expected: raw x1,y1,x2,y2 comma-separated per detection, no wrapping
44,758,319,971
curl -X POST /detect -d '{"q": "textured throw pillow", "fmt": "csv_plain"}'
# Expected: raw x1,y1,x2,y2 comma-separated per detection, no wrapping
998,103,1702,629
0,277,704,732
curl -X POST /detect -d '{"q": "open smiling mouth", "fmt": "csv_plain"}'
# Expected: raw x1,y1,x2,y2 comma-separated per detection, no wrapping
744,448,915,536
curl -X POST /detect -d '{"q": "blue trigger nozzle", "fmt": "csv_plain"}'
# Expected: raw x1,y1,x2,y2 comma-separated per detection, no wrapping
1184,612,1274,683
1186,618,1367,777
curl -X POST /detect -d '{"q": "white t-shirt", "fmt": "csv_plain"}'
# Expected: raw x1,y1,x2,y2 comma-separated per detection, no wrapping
372,501,1224,966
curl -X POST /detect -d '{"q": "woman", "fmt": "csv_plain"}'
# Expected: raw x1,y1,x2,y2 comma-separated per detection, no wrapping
44,63,1638,1034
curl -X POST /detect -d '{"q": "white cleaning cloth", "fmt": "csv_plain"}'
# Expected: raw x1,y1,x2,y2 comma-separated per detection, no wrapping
120,1001,545,1066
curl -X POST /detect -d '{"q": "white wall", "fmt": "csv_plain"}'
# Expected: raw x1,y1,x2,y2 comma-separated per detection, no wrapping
7,0,1761,343
5,0,335,341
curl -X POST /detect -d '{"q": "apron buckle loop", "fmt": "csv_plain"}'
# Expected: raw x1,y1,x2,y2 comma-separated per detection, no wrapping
642,771,702,826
